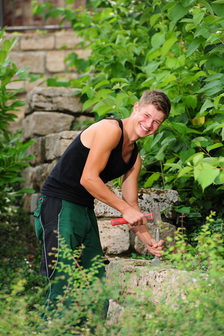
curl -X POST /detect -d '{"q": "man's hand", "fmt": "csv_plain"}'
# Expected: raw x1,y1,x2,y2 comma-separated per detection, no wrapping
122,207,148,227
146,238,164,257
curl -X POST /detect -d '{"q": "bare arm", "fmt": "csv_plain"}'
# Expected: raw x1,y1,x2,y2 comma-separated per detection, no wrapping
122,154,164,256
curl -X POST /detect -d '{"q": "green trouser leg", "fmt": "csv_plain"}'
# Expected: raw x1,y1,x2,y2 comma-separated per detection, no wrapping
34,197,106,317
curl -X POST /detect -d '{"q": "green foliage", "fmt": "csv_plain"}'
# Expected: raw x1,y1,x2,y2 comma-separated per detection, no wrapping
0,29,35,262
0,29,29,130
32,1,224,228
164,211,224,272
0,28,34,188
0,29,34,186
0,215,224,335
0,131,34,188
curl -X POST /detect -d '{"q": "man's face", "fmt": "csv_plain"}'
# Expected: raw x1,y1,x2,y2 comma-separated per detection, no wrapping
133,102,165,138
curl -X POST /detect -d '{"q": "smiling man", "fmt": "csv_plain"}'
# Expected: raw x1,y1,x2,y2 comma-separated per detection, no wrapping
34,89,171,314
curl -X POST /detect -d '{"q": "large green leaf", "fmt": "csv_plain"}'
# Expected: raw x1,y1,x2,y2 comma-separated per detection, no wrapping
196,167,220,191
170,3,189,25
151,32,165,49
144,172,160,188
161,36,177,57
187,38,203,57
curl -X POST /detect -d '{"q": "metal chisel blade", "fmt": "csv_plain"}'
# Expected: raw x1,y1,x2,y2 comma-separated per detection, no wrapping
151,205,163,266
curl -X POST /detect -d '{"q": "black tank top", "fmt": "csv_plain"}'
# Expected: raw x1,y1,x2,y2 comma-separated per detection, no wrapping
41,119,138,208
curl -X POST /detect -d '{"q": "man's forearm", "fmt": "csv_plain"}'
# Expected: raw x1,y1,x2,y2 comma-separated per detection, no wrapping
130,224,153,246
81,175,130,214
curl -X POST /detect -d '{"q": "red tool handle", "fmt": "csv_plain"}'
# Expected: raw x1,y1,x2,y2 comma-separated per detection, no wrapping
111,213,153,226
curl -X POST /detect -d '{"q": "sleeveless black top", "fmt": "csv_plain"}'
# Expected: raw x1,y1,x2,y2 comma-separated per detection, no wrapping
41,119,138,208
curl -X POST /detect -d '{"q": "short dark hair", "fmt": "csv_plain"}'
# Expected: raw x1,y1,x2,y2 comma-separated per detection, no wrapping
139,90,171,119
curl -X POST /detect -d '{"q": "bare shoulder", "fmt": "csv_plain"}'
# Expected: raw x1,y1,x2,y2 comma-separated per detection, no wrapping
81,119,122,148
94,119,122,133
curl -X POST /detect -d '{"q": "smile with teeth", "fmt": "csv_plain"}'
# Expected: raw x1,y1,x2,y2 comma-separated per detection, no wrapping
140,124,150,132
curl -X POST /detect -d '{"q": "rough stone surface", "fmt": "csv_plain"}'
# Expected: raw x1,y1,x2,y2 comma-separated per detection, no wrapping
6,31,91,95
95,188,178,221
24,193,41,213
22,161,57,191
106,300,125,325
137,188,179,219
22,111,74,140
44,131,79,161
106,258,198,305
22,166,36,190
98,219,130,255
55,32,83,49
23,194,32,213
10,51,45,73
25,87,83,115
20,34,55,50
31,161,57,191
46,50,66,73
6,80,25,92
26,137,45,165
30,193,41,213
24,76,47,93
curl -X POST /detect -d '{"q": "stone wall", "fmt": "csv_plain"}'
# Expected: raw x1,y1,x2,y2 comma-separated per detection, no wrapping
23,87,179,258
7,30,88,82
6,30,90,131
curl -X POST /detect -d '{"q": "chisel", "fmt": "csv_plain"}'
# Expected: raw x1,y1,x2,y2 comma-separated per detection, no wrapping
151,205,163,265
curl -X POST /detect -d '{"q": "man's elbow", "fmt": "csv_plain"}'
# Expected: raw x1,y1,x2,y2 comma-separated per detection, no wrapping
80,174,88,188
80,174,95,189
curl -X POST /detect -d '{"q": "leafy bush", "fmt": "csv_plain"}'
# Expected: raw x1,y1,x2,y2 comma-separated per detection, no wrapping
0,215,223,335
0,29,35,275
32,0,224,234
0,28,34,189
164,211,224,271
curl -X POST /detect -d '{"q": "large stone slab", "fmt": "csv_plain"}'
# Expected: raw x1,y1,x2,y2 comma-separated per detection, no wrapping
95,188,178,221
106,258,198,305
46,50,67,73
55,31,83,49
26,137,45,165
137,188,178,219
22,111,74,140
20,34,55,50
22,166,36,190
25,87,83,115
34,161,58,191
10,51,45,73
44,131,79,161
22,161,57,191
98,219,130,255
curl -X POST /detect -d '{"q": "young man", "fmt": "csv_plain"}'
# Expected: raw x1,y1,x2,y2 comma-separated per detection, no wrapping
34,89,171,312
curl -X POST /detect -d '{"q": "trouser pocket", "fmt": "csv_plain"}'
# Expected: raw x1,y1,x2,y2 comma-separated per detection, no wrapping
34,197,44,242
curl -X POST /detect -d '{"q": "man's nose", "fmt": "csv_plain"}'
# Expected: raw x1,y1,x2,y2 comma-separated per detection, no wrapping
146,119,153,128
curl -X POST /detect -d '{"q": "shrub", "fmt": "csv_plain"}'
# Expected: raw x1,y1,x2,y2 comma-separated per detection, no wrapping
0,28,36,292
0,216,224,335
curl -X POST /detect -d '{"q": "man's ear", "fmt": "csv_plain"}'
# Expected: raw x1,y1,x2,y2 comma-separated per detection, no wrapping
133,102,139,113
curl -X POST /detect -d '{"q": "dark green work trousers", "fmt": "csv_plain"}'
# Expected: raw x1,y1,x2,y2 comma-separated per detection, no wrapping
34,196,105,312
